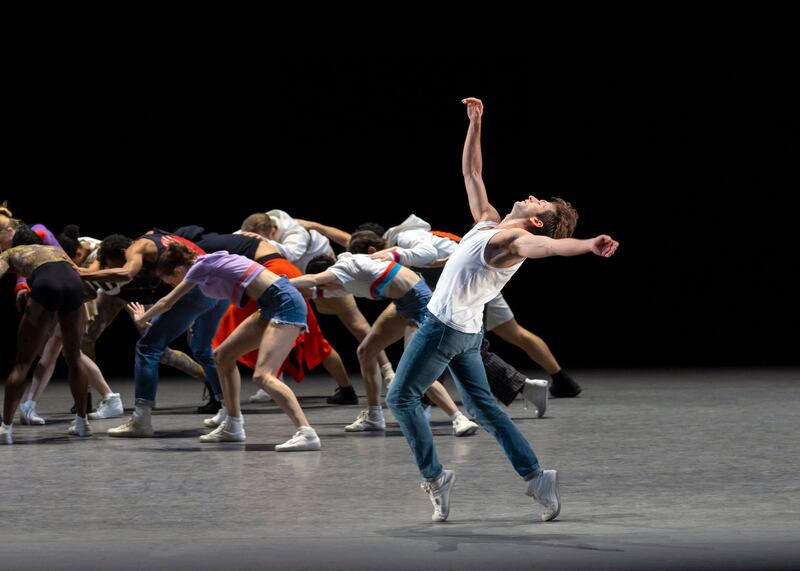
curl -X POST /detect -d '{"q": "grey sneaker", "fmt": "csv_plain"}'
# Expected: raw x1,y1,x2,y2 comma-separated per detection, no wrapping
249,388,272,403
88,393,124,420
345,410,386,432
204,406,228,428
68,418,93,437
522,379,549,418
421,469,456,522
526,469,561,521
108,414,154,438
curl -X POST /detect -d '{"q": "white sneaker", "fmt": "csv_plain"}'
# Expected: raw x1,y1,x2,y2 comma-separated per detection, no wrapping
526,469,561,521
68,418,93,437
200,419,245,442
20,401,45,425
108,414,154,438
275,427,321,452
452,414,479,437
0,426,12,445
522,379,549,418
249,388,272,403
421,469,456,522
88,393,124,420
204,406,228,428
345,410,386,432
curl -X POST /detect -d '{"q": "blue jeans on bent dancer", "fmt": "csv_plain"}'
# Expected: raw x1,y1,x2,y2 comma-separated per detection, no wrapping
135,288,229,406
386,310,542,482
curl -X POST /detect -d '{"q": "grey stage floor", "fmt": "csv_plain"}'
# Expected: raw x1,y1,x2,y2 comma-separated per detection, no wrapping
1,369,798,570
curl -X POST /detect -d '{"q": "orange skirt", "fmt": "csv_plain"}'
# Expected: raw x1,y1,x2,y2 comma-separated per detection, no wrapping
212,257,332,381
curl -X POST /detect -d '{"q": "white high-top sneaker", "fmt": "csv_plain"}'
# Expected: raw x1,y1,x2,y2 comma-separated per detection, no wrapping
20,400,45,425
522,379,549,418
88,393,124,420
452,414,479,437
200,418,246,442
525,469,561,521
421,469,456,522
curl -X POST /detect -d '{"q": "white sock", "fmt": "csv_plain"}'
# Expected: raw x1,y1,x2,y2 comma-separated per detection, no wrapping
102,392,116,400
381,363,395,377
298,425,315,434
368,405,384,420
227,415,243,428
2,423,12,434
74,414,88,423
449,411,463,422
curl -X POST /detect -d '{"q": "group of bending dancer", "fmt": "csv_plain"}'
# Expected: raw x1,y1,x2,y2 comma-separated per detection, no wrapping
0,98,617,522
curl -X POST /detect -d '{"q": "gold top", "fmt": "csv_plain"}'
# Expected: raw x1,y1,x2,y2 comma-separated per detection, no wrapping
0,245,75,279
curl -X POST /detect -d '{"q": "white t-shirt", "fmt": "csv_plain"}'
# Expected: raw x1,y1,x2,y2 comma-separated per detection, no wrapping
266,209,333,273
427,221,523,333
326,252,399,300
383,214,458,268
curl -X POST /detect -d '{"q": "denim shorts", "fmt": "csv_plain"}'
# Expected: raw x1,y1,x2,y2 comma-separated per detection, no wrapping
255,276,308,331
393,277,432,324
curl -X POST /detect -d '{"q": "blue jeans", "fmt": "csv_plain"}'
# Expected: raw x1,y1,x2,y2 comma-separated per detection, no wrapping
134,288,229,405
386,311,541,481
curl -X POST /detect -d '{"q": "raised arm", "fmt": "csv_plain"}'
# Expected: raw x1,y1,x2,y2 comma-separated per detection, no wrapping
294,219,352,248
128,280,196,327
462,97,500,224
508,231,619,260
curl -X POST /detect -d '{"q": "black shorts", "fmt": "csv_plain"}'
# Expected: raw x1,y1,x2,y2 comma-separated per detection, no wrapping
29,262,85,312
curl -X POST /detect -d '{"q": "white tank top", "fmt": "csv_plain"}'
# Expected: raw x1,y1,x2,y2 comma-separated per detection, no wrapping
427,221,523,333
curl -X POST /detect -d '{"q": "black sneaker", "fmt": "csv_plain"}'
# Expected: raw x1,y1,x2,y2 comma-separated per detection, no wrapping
197,382,222,413
549,370,582,398
71,392,94,414
197,397,222,414
327,386,358,405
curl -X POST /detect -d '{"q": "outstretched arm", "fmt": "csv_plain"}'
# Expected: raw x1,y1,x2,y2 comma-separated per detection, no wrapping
294,219,352,249
508,232,619,260
462,97,500,224
78,241,147,282
289,271,340,290
128,280,196,327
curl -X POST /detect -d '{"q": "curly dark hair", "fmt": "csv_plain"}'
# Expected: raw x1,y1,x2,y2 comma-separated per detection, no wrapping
157,243,198,276
98,234,133,266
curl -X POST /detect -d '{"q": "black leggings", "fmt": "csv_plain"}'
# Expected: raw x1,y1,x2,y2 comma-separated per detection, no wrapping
29,262,84,312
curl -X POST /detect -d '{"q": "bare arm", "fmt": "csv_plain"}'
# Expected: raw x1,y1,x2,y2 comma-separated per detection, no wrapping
128,280,196,327
509,232,619,260
462,97,500,224
295,219,352,249
79,241,147,282
289,271,341,289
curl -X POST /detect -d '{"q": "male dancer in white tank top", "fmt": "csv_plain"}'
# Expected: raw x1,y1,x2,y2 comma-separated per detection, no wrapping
386,97,618,523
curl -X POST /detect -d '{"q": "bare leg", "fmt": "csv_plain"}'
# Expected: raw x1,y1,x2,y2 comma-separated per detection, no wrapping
330,299,392,370
213,314,266,418
82,353,115,397
58,307,88,417
321,348,351,389
253,323,307,428
356,305,407,407
490,318,562,375
28,333,62,401
4,299,57,423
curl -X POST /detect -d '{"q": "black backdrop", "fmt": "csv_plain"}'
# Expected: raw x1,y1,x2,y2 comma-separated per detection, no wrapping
2,57,797,379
